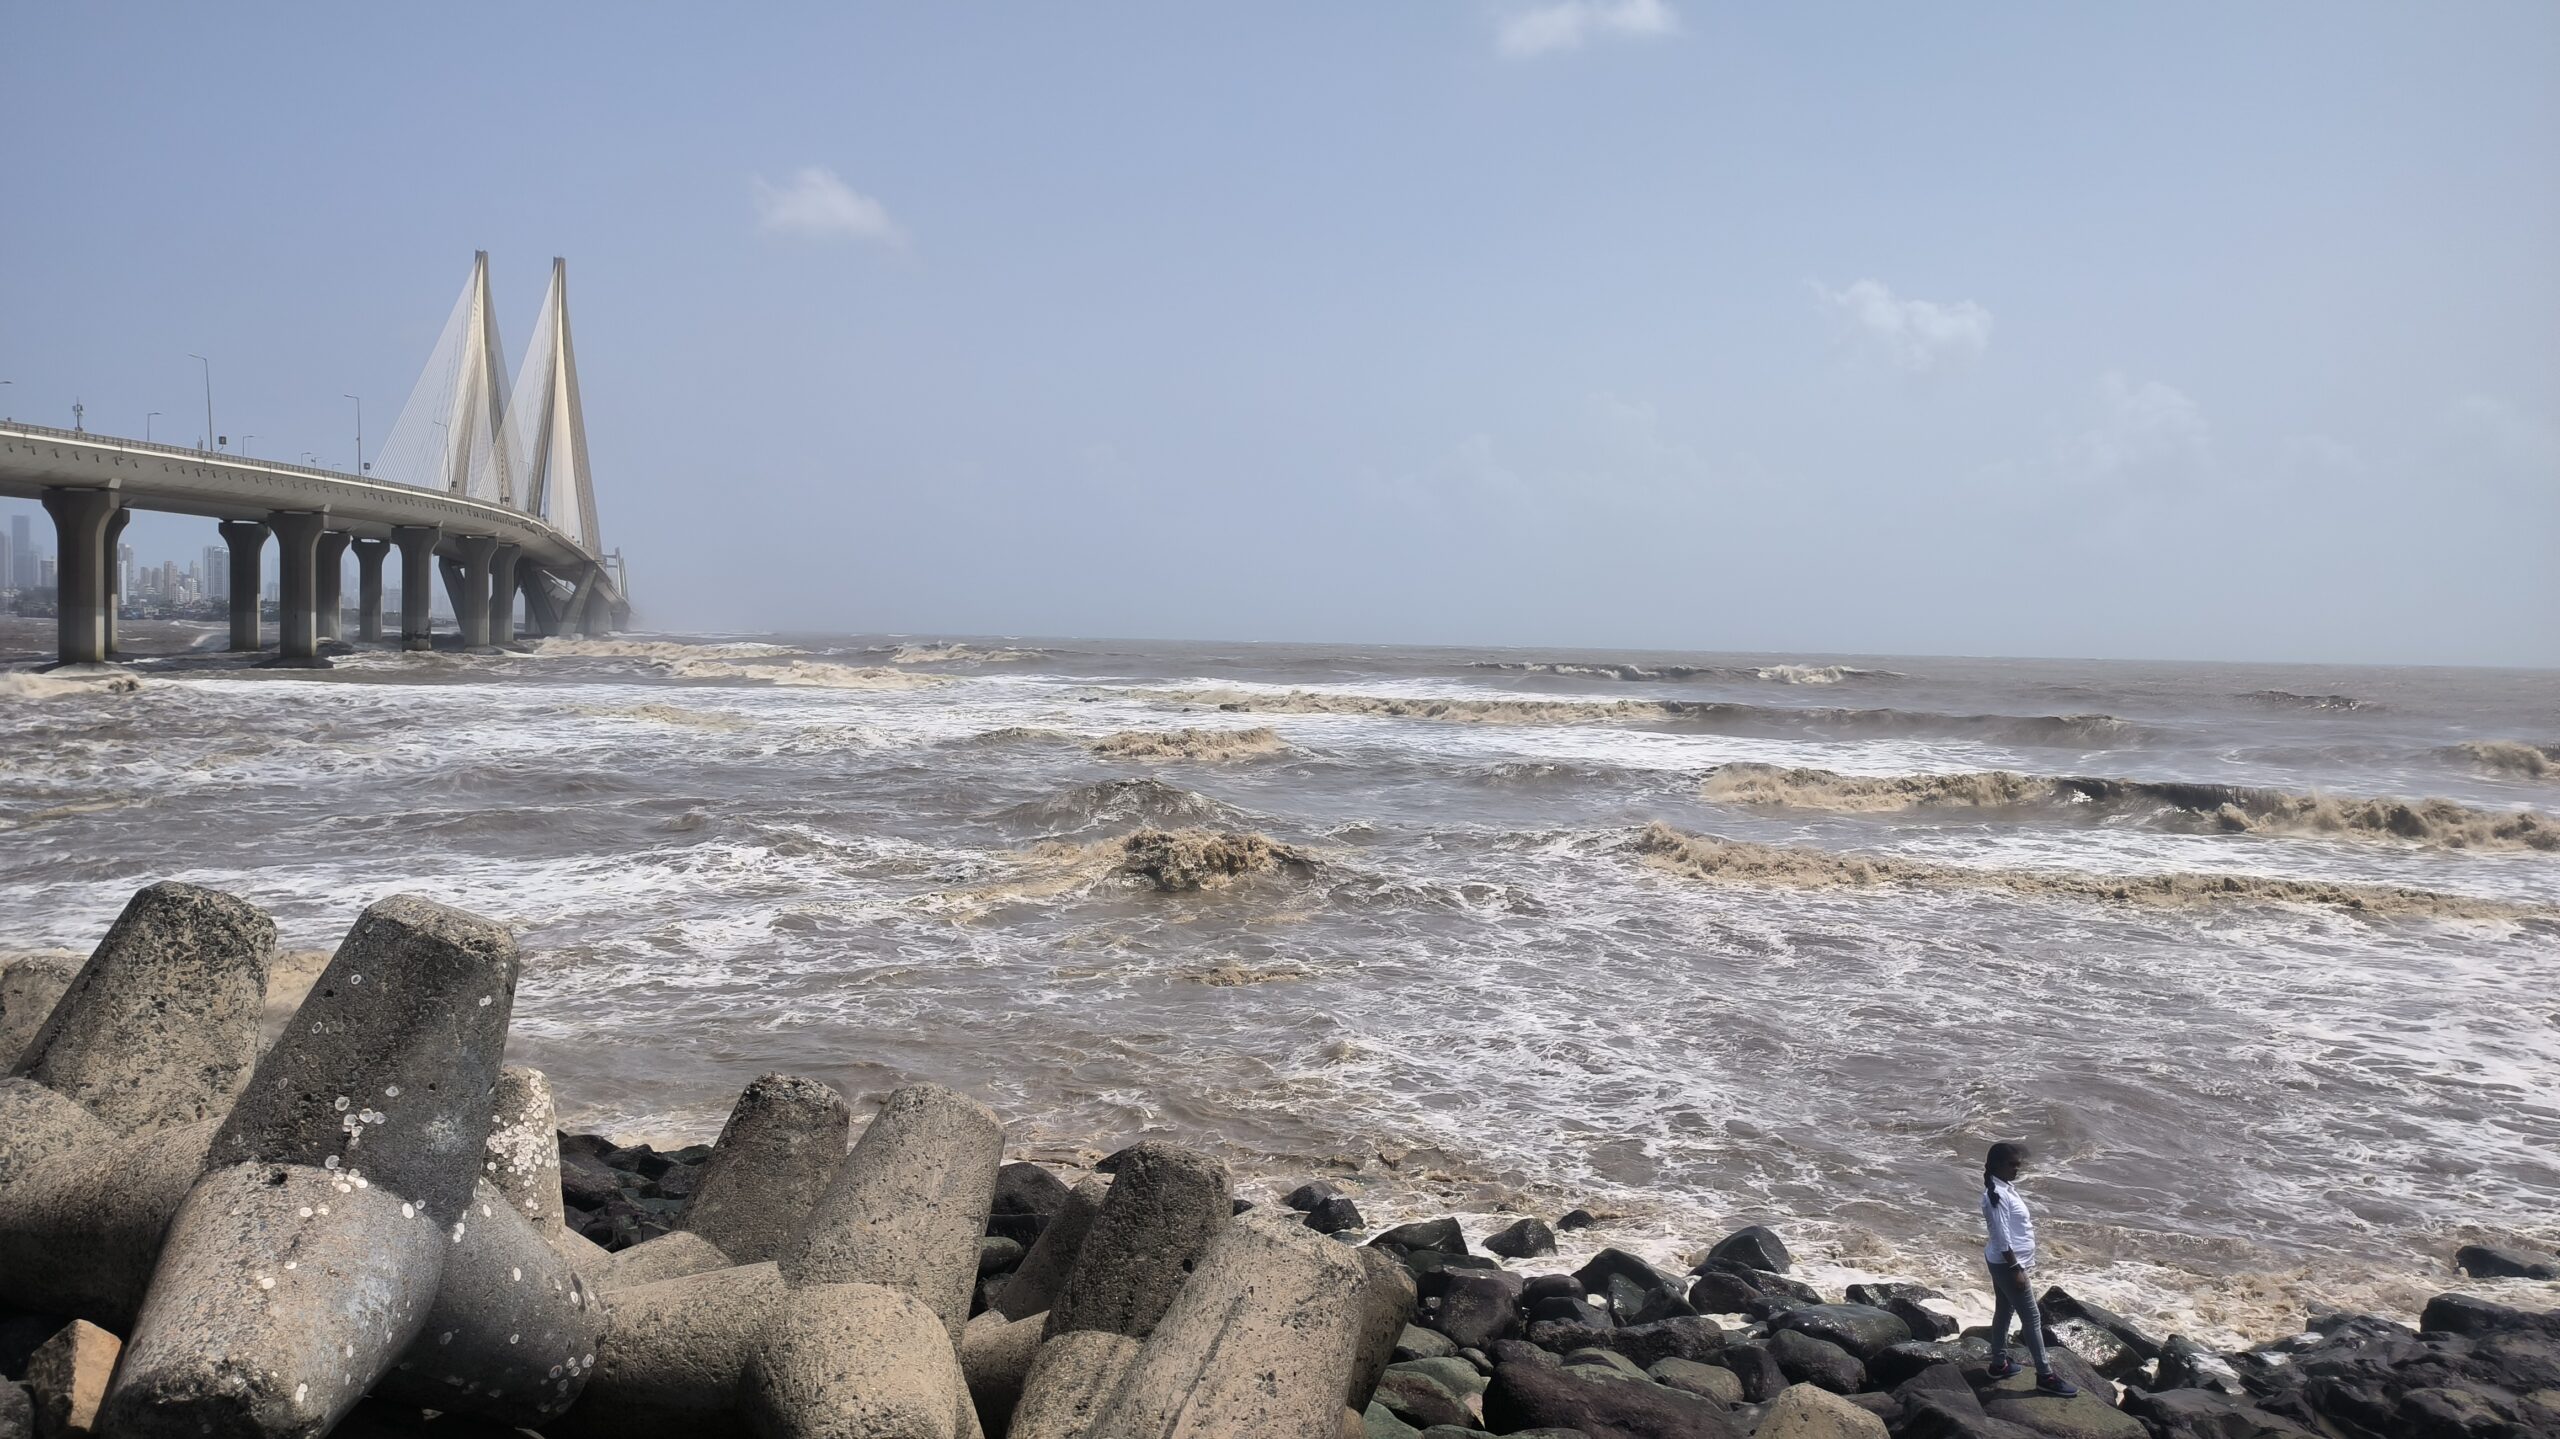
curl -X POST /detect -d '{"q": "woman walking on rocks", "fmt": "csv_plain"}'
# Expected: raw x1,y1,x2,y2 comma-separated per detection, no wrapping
1981,1140,2078,1397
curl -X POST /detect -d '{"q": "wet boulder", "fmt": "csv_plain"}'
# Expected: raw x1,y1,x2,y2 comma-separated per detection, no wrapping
1598,1315,1728,1369
1432,1269,1523,1351
1286,1179,1343,1211
1771,1328,1864,1394
1486,1216,1557,1260
1374,1217,1469,1256
2454,1243,2560,1281
1704,1224,1791,1275
1482,1347,1743,1438
1307,1194,1368,1235
1773,1304,1911,1361
1758,1382,1889,1438
1575,1249,1696,1327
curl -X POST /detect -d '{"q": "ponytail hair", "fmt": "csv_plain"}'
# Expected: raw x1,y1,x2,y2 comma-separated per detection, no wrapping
1984,1141,2027,1193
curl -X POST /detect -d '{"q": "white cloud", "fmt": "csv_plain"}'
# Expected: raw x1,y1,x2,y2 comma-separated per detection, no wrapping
1812,279,1993,372
1496,0,1680,59
751,167,907,248
2070,372,2209,483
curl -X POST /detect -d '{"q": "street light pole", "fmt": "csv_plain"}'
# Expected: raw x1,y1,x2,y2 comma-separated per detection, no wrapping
147,411,162,442
187,353,213,452
344,393,362,477
240,434,258,457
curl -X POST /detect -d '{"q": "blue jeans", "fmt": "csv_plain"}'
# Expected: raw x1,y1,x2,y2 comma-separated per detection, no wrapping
1987,1261,2049,1373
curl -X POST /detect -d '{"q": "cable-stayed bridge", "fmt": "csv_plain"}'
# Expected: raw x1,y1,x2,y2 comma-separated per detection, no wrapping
1,252,631,666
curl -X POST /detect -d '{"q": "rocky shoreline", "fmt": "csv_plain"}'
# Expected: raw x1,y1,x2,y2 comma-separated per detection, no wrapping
0,883,2554,1438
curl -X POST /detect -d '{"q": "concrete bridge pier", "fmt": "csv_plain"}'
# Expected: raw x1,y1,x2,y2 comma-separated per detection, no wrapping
488,543,521,645
38,486,122,666
103,506,131,656
315,532,352,643
517,564,561,639
448,535,498,648
391,524,441,651
217,519,270,653
267,510,330,662
351,537,390,641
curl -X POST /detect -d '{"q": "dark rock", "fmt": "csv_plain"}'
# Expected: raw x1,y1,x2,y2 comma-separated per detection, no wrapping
1846,1280,1941,1308
986,1211,1045,1246
1483,1353,1742,1438
1407,1252,1504,1289
0,1380,27,1439
1647,1355,1740,1405
2119,1386,2316,1437
1575,1250,1694,1327
1523,1274,1587,1305
557,1130,616,1162
1870,1338,1990,1390
665,1143,713,1166
1686,1271,1762,1316
2453,1243,2560,1281
1436,1271,1525,1351
1231,1197,1254,1215
1598,1315,1727,1369
652,1162,701,1202
1557,1208,1597,1230
2418,1292,2525,1338
1306,1194,1367,1234
1719,1340,1787,1402
1531,1295,1612,1327
1893,1360,1977,1405
1373,1368,1473,1430
978,1235,1024,1275
1770,1327,1864,1394
1397,1325,1460,1362
1897,1390,2033,1439
1375,1218,1470,1256
620,1143,672,1179
1487,1217,1559,1260
994,1159,1072,1219
1528,1317,1614,1353
1891,1295,1959,1341
1704,1224,1791,1275
2149,1334,2243,1393
2042,1285,2164,1361
1771,1303,1912,1360
1978,1362,2145,1438
559,1149,621,1208
1284,1180,1341,1211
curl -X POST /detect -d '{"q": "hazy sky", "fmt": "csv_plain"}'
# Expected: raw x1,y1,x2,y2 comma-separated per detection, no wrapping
4,5,2554,664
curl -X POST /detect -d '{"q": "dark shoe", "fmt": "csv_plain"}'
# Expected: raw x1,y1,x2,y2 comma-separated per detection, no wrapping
1985,1357,2024,1381
2035,1371,2079,1397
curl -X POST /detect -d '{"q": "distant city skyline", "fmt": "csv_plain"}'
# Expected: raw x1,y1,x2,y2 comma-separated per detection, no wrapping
3,6,2554,665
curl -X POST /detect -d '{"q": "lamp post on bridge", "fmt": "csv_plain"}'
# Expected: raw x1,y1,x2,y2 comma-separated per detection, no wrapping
344,394,363,478
187,354,213,454
240,435,257,458
147,412,161,443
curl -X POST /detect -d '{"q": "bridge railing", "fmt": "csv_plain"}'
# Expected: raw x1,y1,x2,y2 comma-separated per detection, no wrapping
0,420,612,577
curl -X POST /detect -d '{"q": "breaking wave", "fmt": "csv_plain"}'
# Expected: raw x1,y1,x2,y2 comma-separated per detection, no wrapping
663,658,949,690
884,643,1047,665
2447,741,2559,781
1466,661,1900,685
2243,690,2374,711
526,638,791,661
1701,763,2559,852
1153,688,2142,745
1090,727,1295,762
993,778,1246,837
1113,828,1318,892
0,670,144,700
1625,822,2551,921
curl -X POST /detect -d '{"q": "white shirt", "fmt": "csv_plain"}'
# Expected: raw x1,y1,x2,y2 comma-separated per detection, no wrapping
1981,1177,2037,1268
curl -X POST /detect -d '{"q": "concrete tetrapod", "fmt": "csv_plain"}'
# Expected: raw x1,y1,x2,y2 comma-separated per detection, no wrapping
778,1083,1005,1348
550,1260,786,1439
597,1230,736,1291
0,1116,218,1328
1040,1143,1229,1344
995,1175,1107,1321
741,1281,978,1439
373,1180,605,1429
476,1064,613,1282
1083,1209,1372,1439
679,1071,854,1265
100,895,519,1439
12,881,275,1135
1007,1332,1142,1439
1347,1245,1420,1409
959,1309,1046,1437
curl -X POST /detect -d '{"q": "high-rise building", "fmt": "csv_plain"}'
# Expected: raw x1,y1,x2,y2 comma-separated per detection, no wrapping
39,558,57,590
10,514,32,589
205,545,231,600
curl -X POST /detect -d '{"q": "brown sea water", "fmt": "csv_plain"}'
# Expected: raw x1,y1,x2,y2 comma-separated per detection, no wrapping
5,619,2557,1343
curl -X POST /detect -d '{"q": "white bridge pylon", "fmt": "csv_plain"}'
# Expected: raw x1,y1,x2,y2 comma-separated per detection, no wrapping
375,252,602,556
